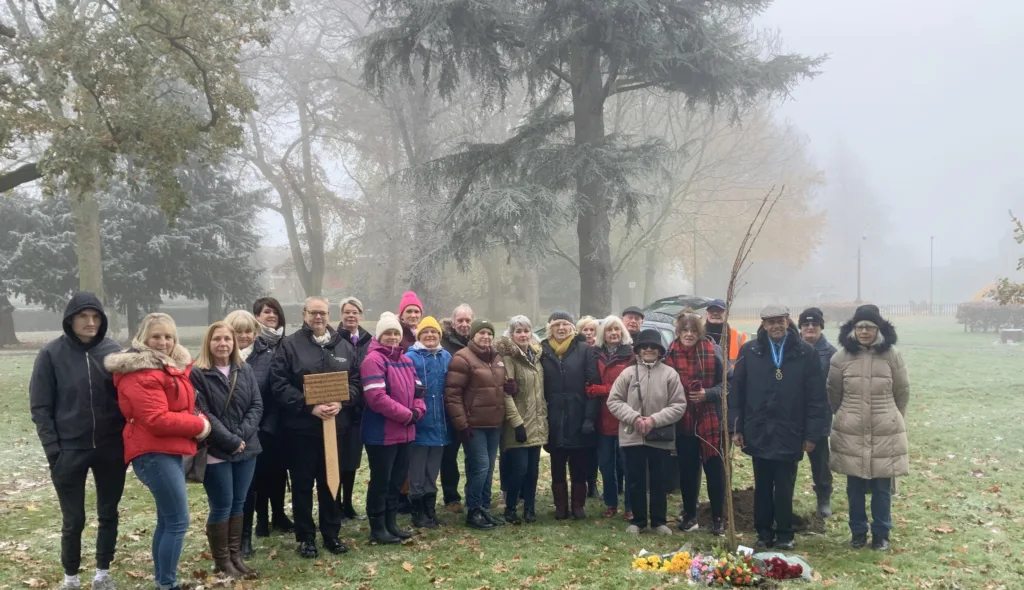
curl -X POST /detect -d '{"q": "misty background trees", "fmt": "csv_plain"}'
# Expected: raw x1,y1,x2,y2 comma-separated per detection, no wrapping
2,0,1021,338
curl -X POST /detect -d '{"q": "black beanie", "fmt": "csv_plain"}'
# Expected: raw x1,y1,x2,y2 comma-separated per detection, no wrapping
798,307,825,328
850,305,884,327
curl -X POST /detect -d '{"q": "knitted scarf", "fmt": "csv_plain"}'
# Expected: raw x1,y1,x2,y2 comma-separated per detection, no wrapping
665,339,720,462
549,336,573,360
260,324,283,346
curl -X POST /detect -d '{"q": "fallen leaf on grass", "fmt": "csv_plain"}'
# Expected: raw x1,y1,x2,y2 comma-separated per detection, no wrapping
985,485,1001,494
402,562,414,573
492,563,509,573
882,565,899,575
125,571,147,579
933,525,956,534
23,580,46,588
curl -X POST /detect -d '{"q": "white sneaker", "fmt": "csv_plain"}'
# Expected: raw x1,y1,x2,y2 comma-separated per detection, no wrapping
654,525,673,536
626,524,642,534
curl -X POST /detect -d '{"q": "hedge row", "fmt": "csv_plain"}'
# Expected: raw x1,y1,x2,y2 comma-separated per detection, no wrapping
955,302,1024,332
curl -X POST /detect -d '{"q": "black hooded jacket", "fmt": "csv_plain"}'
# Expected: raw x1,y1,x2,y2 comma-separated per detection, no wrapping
337,324,372,423
29,293,124,457
269,324,362,437
540,334,601,450
728,325,829,462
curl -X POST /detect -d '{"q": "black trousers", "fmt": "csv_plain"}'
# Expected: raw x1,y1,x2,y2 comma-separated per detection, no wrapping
243,430,289,532
806,435,833,493
440,438,462,504
365,443,412,517
288,433,342,543
676,435,726,520
49,444,126,576
752,457,798,543
623,445,670,528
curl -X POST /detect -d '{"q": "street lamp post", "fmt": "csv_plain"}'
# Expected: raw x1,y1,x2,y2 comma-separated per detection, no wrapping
930,236,935,315
856,233,866,304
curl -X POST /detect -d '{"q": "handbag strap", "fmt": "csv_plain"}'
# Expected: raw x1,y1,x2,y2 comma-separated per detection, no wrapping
634,364,648,418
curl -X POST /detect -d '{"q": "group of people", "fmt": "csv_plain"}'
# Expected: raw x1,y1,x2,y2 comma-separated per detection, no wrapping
28,290,910,590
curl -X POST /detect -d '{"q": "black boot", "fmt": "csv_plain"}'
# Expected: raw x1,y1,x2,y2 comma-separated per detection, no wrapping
241,529,255,559
272,512,295,534
342,503,365,521
523,505,536,523
368,515,401,545
411,497,433,529
871,535,890,552
424,493,444,527
503,508,522,525
816,488,833,519
851,533,868,549
397,494,412,515
466,508,495,530
481,508,504,527
254,512,270,538
385,510,412,540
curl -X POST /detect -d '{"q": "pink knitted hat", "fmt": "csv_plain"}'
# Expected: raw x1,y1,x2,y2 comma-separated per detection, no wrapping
398,291,423,316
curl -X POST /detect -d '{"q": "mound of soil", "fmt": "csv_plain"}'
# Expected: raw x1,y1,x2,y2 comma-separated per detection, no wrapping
696,487,825,535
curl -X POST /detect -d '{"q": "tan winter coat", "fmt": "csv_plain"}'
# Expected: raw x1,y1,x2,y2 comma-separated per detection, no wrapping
495,338,548,449
606,359,687,451
827,318,910,479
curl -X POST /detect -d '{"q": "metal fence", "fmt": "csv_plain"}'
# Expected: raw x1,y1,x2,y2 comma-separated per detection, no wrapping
728,303,959,320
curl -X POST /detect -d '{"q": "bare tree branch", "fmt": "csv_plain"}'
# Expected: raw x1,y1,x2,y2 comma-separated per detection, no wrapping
0,162,42,192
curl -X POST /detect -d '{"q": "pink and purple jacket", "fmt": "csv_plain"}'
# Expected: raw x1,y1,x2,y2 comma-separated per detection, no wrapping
360,339,426,446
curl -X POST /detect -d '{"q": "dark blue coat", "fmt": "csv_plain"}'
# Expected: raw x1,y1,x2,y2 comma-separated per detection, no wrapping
247,335,282,435
406,343,452,446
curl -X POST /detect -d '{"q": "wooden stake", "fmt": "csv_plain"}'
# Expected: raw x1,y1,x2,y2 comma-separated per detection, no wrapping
304,372,350,501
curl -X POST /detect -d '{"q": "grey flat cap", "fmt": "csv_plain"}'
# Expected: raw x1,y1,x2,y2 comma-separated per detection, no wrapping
760,304,790,319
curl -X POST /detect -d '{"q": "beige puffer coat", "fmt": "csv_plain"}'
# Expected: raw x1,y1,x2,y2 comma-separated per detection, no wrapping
827,317,910,479
495,337,548,449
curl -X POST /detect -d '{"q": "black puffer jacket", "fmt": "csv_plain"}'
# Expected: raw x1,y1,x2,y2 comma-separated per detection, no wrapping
29,293,124,457
810,334,837,433
269,325,362,437
337,325,372,423
729,325,829,462
190,363,263,462
540,334,601,450
247,335,283,435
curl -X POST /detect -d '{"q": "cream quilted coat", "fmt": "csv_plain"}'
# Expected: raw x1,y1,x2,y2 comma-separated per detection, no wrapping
827,318,910,479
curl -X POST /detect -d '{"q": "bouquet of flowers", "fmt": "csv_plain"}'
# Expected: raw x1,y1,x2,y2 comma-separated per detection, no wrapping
631,550,693,574
708,553,760,587
761,555,804,580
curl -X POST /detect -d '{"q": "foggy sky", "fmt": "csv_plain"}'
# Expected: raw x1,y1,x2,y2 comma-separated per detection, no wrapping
761,0,1024,266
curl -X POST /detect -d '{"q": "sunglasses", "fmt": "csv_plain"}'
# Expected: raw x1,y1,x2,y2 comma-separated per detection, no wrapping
638,344,661,350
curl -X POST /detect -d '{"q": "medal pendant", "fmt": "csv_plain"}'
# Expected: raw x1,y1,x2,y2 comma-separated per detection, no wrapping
775,368,783,381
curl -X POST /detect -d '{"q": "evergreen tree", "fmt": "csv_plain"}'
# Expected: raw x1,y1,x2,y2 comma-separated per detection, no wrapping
362,0,823,314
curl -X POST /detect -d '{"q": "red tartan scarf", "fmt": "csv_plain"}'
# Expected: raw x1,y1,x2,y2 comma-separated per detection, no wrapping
665,339,721,461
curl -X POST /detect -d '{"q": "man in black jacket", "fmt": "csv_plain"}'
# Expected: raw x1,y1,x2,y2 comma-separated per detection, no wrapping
29,293,125,590
798,307,838,518
729,305,829,551
439,303,473,512
269,296,361,559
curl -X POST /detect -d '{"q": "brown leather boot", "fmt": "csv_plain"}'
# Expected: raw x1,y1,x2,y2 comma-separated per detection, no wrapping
552,482,569,520
228,514,258,578
206,520,244,579
571,482,587,520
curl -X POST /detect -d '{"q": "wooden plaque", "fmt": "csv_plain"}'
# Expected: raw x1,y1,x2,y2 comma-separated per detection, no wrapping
303,371,349,404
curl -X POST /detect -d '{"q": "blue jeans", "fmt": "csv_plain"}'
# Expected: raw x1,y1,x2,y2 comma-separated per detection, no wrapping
132,453,189,590
203,459,257,523
502,446,541,512
463,428,500,510
598,435,631,511
847,476,892,537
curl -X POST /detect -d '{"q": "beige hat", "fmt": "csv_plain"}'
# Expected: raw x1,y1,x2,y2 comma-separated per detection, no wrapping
760,305,791,320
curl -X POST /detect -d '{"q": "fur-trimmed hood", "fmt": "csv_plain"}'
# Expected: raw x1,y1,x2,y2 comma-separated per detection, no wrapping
104,342,193,374
838,317,897,354
495,336,542,362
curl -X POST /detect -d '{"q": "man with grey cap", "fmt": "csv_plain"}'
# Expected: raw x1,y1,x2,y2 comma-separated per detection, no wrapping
729,305,829,551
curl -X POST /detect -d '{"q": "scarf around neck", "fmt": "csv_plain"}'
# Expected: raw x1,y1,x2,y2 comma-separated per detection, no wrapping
260,323,283,346
312,331,332,346
549,336,573,360
239,345,254,361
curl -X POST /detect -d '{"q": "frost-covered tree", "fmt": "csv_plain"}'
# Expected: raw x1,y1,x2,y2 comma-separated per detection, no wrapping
362,0,823,315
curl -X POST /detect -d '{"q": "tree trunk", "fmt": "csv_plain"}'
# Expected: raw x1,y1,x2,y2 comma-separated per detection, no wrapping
125,298,140,342
484,256,502,318
572,44,613,317
70,189,105,300
296,91,325,297
527,267,540,321
0,295,19,347
207,291,224,325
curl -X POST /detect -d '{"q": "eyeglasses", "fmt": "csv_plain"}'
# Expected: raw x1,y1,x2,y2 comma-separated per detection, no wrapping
638,344,660,351
855,324,877,331
305,310,328,318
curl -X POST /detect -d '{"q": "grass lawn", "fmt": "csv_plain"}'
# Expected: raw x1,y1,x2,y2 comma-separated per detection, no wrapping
0,317,1022,589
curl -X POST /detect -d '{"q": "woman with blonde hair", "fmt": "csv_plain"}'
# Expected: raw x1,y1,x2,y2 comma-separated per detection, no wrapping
224,311,261,362
576,316,599,347
190,321,263,579
105,314,212,590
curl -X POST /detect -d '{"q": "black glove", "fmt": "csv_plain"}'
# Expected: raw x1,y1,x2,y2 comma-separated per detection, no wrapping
503,380,518,396
407,409,420,426
45,450,60,469
514,425,528,444
581,419,595,435
414,384,425,399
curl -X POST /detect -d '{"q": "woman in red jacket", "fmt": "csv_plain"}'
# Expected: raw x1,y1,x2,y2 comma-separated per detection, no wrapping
586,315,634,520
105,313,211,590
